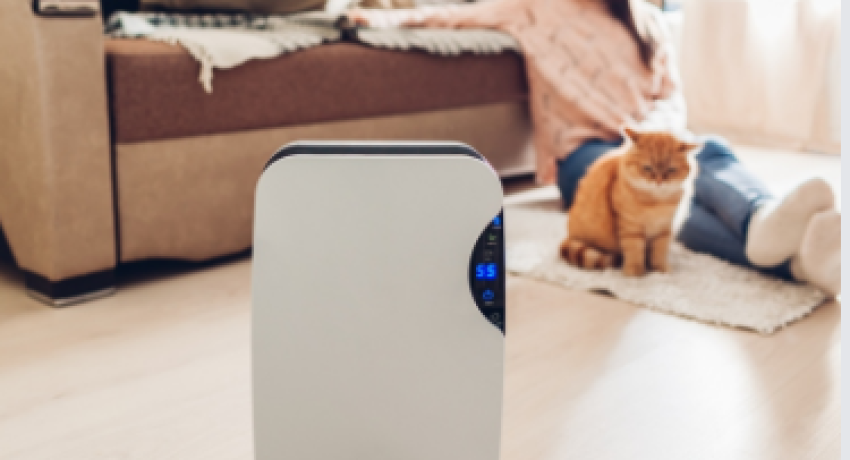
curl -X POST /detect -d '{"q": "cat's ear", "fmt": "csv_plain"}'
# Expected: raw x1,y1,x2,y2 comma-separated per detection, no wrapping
623,127,642,144
678,141,700,155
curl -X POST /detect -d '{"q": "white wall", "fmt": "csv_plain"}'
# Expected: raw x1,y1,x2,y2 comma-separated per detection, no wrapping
666,4,840,154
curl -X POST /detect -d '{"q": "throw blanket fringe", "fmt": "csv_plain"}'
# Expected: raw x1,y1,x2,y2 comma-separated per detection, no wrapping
106,11,520,92
107,12,341,92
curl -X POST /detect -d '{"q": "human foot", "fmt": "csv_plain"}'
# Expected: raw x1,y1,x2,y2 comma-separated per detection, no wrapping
795,210,841,297
746,178,835,267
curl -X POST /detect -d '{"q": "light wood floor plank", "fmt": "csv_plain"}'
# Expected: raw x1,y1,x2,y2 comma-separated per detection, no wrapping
0,147,840,459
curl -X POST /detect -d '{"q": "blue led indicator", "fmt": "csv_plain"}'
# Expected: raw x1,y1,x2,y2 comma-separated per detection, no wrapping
482,290,495,301
492,216,502,227
476,263,499,280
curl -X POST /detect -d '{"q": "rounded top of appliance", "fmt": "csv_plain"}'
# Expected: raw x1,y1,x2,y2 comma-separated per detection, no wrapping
264,141,489,172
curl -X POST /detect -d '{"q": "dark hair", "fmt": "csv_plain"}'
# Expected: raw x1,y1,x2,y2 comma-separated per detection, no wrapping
605,0,656,69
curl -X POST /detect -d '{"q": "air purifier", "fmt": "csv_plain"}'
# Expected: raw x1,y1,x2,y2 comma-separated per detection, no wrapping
252,142,505,460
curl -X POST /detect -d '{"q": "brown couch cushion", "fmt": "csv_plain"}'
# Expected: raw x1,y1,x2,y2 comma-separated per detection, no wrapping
105,39,528,143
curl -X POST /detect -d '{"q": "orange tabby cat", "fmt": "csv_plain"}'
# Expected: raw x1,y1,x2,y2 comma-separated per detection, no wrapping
561,129,698,276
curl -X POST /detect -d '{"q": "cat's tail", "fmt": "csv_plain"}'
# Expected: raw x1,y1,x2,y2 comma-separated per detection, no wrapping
560,238,618,270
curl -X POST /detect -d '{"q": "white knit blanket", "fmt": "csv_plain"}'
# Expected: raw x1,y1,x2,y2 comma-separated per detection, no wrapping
505,207,828,334
106,11,519,92
354,27,519,55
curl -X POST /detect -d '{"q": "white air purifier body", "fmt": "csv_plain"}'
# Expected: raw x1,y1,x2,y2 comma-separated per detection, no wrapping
252,142,506,460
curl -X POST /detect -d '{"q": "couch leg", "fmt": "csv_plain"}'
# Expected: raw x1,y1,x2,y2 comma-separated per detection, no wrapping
25,270,116,307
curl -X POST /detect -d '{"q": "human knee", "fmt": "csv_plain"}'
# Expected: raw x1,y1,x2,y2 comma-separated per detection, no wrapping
696,136,734,161
557,166,579,209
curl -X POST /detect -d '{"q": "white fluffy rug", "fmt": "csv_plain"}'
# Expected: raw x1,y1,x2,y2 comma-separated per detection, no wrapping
505,207,828,334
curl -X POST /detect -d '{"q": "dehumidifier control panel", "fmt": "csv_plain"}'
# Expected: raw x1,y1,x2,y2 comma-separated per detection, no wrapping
469,212,506,334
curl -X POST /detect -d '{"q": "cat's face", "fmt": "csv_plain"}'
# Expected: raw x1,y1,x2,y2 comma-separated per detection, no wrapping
621,129,697,197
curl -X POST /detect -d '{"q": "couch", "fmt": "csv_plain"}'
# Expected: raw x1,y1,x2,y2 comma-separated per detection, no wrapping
0,0,534,305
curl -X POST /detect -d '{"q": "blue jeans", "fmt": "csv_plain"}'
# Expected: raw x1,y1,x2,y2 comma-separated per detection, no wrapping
557,137,794,280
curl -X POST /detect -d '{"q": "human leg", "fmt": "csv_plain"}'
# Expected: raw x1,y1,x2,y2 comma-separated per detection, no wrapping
557,139,623,209
691,137,834,267
677,200,796,281
690,136,773,239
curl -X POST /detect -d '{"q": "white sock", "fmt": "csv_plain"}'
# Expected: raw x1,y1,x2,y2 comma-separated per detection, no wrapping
796,210,841,297
746,178,835,267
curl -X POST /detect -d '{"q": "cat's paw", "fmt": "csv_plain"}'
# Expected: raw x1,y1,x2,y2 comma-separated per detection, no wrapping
651,260,670,273
622,263,646,277
559,239,572,261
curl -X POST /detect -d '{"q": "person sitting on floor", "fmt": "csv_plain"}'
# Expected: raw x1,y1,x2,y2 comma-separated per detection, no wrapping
347,0,841,296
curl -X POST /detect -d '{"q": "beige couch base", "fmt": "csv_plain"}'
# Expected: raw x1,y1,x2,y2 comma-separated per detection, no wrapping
115,101,534,263
0,3,115,283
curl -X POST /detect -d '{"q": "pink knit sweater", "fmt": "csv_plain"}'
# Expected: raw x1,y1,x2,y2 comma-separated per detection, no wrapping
355,0,687,184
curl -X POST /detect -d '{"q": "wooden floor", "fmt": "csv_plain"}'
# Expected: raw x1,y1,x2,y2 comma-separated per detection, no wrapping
0,148,841,459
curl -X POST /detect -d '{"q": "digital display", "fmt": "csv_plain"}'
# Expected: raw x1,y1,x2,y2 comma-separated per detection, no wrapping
475,263,499,280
